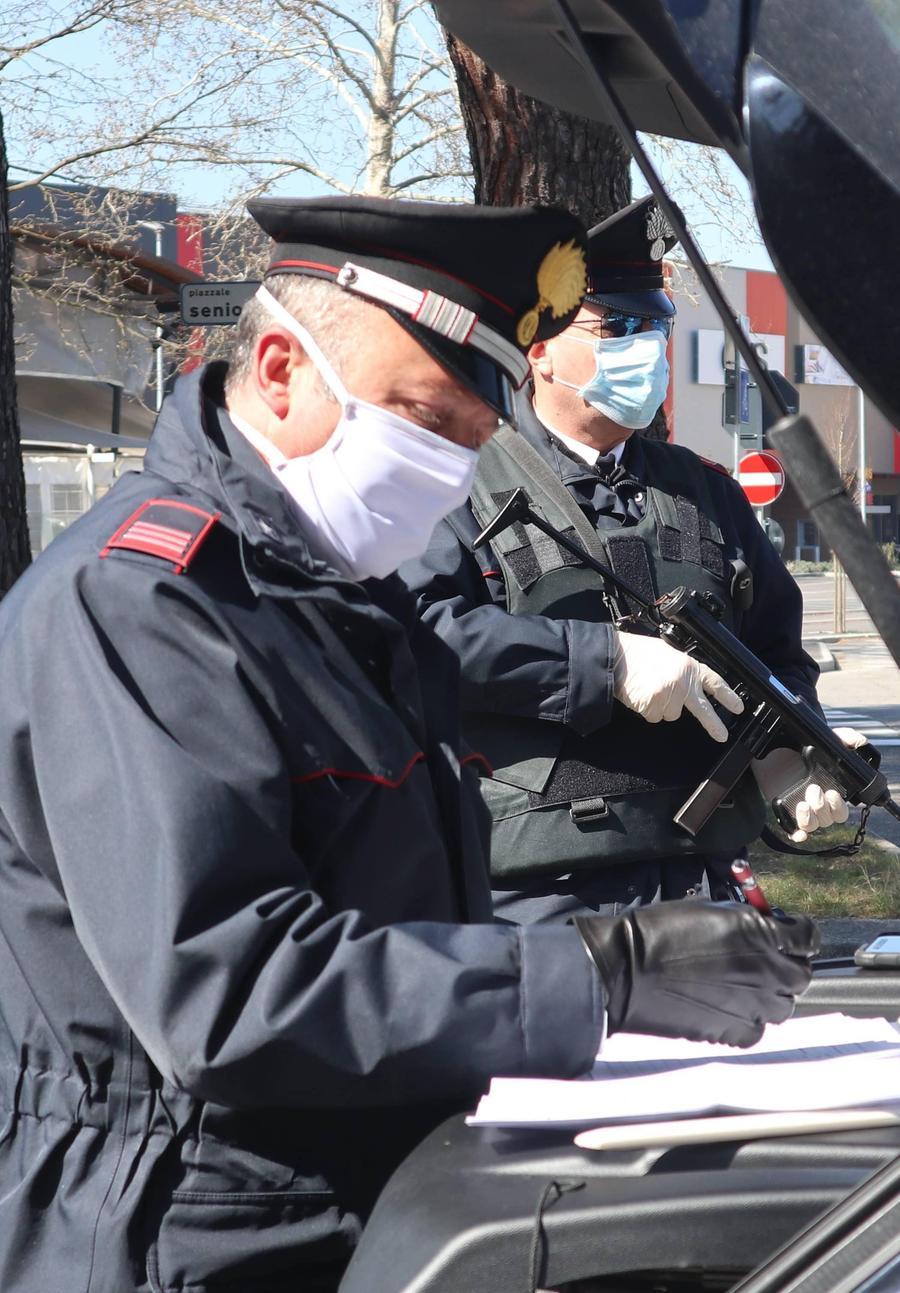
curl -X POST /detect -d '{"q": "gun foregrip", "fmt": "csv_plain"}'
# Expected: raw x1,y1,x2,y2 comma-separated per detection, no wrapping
773,762,848,833
772,740,883,832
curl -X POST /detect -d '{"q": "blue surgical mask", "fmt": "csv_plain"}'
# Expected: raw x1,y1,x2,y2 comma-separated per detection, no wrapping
554,331,670,430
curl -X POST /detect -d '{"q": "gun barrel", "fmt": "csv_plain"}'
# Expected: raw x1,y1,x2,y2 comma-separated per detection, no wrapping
658,587,890,811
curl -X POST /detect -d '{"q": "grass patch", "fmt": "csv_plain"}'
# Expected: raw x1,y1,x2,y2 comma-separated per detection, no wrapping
749,820,900,918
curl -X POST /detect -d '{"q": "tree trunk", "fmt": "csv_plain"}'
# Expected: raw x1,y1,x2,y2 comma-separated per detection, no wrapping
0,109,31,593
366,0,399,197
445,35,671,440
444,33,630,226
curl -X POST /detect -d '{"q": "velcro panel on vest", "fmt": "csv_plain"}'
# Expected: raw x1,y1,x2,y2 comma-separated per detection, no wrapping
656,494,725,577
489,489,582,592
528,758,654,805
526,707,721,808
658,524,682,563
676,495,702,564
603,535,657,615
698,511,725,578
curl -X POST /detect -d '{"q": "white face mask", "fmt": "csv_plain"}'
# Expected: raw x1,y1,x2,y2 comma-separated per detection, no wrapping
256,287,478,581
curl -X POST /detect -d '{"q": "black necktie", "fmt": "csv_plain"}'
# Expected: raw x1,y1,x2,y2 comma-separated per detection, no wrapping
571,448,646,526
548,432,647,527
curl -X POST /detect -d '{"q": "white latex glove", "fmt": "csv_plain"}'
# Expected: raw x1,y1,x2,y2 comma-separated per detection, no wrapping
752,727,867,842
612,631,744,742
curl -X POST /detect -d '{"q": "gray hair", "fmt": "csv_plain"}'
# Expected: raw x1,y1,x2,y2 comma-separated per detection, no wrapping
224,273,380,396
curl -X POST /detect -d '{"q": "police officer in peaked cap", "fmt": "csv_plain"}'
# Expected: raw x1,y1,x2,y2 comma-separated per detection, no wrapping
402,195,863,925
0,194,817,1292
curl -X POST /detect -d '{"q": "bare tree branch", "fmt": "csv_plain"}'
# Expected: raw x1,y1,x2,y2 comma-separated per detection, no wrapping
300,9,381,107
0,1,117,71
391,122,463,166
392,62,447,106
9,53,265,190
287,0,380,58
390,168,470,192
2,0,477,386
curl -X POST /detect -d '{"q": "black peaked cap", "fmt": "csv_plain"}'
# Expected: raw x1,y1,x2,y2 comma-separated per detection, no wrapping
585,196,681,318
247,195,589,418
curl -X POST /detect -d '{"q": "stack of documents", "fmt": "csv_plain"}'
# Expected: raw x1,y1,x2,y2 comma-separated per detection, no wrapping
468,1013,900,1129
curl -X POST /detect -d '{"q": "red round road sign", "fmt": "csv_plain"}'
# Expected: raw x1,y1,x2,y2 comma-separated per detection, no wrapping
738,450,785,507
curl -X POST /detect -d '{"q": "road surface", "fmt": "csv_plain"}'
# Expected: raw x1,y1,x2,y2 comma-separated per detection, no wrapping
797,573,877,638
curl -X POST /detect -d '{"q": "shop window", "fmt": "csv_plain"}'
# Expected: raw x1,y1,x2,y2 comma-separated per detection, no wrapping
49,484,87,541
795,519,820,562
25,484,42,556
870,495,898,545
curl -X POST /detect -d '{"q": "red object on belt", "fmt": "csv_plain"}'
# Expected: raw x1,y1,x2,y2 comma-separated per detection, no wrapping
731,860,773,915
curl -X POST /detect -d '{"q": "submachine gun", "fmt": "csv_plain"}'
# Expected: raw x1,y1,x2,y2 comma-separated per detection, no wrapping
474,487,900,848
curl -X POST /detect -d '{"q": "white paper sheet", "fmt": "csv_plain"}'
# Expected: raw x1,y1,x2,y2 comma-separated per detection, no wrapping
468,1014,900,1128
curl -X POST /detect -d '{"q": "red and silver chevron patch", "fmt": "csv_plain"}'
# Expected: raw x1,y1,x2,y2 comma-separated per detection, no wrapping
101,499,220,573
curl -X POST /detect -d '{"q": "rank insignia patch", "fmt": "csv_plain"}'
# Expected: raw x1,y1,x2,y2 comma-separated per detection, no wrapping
100,499,221,573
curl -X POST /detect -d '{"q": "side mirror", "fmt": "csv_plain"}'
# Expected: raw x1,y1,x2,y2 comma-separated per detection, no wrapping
745,0,900,425
435,0,900,424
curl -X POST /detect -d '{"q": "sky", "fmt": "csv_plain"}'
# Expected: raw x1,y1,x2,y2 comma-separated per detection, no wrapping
632,152,772,273
3,5,773,273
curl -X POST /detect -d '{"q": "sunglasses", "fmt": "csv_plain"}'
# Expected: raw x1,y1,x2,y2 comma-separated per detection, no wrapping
571,311,675,342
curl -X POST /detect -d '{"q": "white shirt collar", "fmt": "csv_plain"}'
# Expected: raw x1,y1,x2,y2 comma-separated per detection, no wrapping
533,407,626,468
227,408,290,471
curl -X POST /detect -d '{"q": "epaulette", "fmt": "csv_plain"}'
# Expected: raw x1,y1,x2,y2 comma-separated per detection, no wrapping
699,456,733,478
100,499,221,574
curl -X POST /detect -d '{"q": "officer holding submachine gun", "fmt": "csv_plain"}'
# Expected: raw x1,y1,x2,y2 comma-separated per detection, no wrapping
402,198,870,924
473,485,900,843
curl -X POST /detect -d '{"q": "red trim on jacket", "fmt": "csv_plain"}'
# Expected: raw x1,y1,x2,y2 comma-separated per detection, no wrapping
700,455,732,478
292,752,425,789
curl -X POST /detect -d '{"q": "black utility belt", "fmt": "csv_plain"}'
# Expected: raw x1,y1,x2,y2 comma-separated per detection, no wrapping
483,782,765,880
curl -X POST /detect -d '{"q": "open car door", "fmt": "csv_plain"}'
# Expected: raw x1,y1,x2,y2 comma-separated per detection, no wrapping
434,0,900,666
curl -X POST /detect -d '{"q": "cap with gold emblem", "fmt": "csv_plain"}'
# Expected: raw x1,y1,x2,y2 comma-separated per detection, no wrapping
247,194,587,423
585,195,680,319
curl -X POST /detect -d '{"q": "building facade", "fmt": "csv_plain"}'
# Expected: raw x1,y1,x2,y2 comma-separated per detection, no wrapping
666,263,900,559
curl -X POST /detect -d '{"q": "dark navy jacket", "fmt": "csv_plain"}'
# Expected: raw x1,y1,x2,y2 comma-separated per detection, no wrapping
401,397,819,920
0,364,601,1293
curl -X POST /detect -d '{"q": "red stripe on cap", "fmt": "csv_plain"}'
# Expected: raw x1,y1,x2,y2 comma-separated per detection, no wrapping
271,252,516,320
268,258,341,275
358,245,515,315
292,752,425,789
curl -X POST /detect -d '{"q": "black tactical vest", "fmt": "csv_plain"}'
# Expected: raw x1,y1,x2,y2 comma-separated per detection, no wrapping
467,426,765,880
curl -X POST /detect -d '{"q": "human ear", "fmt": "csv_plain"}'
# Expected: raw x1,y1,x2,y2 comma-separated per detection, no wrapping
255,331,298,418
529,338,554,381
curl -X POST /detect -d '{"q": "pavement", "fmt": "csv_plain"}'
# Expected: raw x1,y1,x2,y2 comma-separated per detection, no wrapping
796,570,898,640
795,578,900,953
807,639,900,849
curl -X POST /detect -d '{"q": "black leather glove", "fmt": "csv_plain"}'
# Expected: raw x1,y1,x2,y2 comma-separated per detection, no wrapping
576,902,819,1048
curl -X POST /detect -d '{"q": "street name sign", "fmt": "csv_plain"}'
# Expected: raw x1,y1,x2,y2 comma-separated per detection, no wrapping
180,281,260,325
738,450,785,506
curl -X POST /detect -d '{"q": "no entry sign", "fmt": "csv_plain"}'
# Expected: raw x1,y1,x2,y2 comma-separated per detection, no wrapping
738,450,785,507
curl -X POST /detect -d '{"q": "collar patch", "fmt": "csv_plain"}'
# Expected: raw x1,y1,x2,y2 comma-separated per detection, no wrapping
101,499,221,573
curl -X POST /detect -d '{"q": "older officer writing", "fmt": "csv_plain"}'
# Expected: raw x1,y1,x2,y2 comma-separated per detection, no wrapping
403,196,859,924
0,197,816,1293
